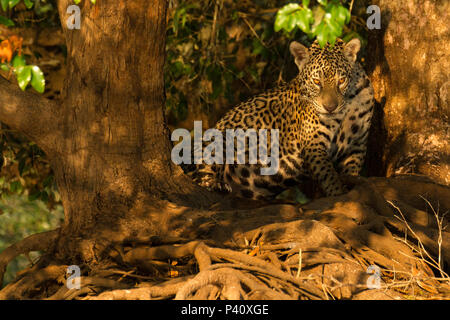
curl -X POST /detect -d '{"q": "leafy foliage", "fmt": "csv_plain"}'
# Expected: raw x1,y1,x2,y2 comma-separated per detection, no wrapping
0,0,56,26
166,1,298,127
164,0,366,128
0,1,56,93
0,194,63,286
0,130,59,206
1,52,45,92
275,0,352,47
274,2,313,33
0,1,60,206
73,0,96,4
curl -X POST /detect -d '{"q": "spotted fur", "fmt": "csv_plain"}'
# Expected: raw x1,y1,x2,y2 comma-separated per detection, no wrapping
187,38,374,199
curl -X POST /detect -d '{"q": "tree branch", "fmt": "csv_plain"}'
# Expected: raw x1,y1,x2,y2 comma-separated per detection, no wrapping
0,76,61,154
0,229,60,287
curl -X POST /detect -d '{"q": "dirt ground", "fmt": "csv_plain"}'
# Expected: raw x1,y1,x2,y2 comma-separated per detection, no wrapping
0,175,448,300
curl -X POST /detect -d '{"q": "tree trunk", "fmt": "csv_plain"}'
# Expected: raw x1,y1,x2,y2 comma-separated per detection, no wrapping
1,0,216,264
366,0,449,185
52,0,220,261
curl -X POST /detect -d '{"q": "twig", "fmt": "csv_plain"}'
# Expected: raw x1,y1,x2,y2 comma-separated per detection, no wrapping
241,16,267,48
419,195,447,278
349,0,355,13
296,248,302,278
388,200,449,277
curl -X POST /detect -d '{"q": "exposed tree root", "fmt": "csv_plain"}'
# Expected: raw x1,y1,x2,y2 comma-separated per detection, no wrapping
0,176,449,300
0,264,67,300
0,229,59,286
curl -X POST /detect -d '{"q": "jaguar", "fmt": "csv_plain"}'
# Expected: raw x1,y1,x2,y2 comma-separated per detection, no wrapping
185,38,374,200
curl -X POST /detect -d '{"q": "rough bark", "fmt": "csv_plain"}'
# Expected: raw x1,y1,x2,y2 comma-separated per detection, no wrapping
0,76,60,153
365,0,449,185
52,0,220,261
0,0,217,264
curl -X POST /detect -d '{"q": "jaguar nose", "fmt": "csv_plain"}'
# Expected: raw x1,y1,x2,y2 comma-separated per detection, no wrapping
323,102,338,113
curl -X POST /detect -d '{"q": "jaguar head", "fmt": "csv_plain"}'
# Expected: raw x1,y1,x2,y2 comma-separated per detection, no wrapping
290,38,361,115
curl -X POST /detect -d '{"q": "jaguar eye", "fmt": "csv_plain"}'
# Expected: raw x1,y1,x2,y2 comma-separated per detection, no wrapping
313,79,321,86
339,78,346,85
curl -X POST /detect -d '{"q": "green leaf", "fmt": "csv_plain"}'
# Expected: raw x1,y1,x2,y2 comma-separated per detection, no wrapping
9,181,22,193
0,15,14,26
295,9,310,33
274,2,316,35
40,190,48,203
35,3,52,14
90,0,96,4
274,15,284,32
23,0,33,9
314,22,328,48
344,6,351,24
0,0,7,11
327,30,337,47
304,7,314,24
337,5,350,24
74,0,81,4
313,21,323,35
181,12,187,29
30,66,45,93
251,38,265,56
15,66,32,91
274,3,301,32
28,190,41,201
0,63,9,71
323,11,332,23
43,176,53,188
170,61,185,78
8,0,20,9
278,3,302,16
18,158,26,176
284,14,296,32
173,7,186,34
327,18,342,38
12,54,26,68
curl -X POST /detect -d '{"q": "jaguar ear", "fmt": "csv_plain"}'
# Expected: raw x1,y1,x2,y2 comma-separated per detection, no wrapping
344,38,361,62
289,41,309,70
